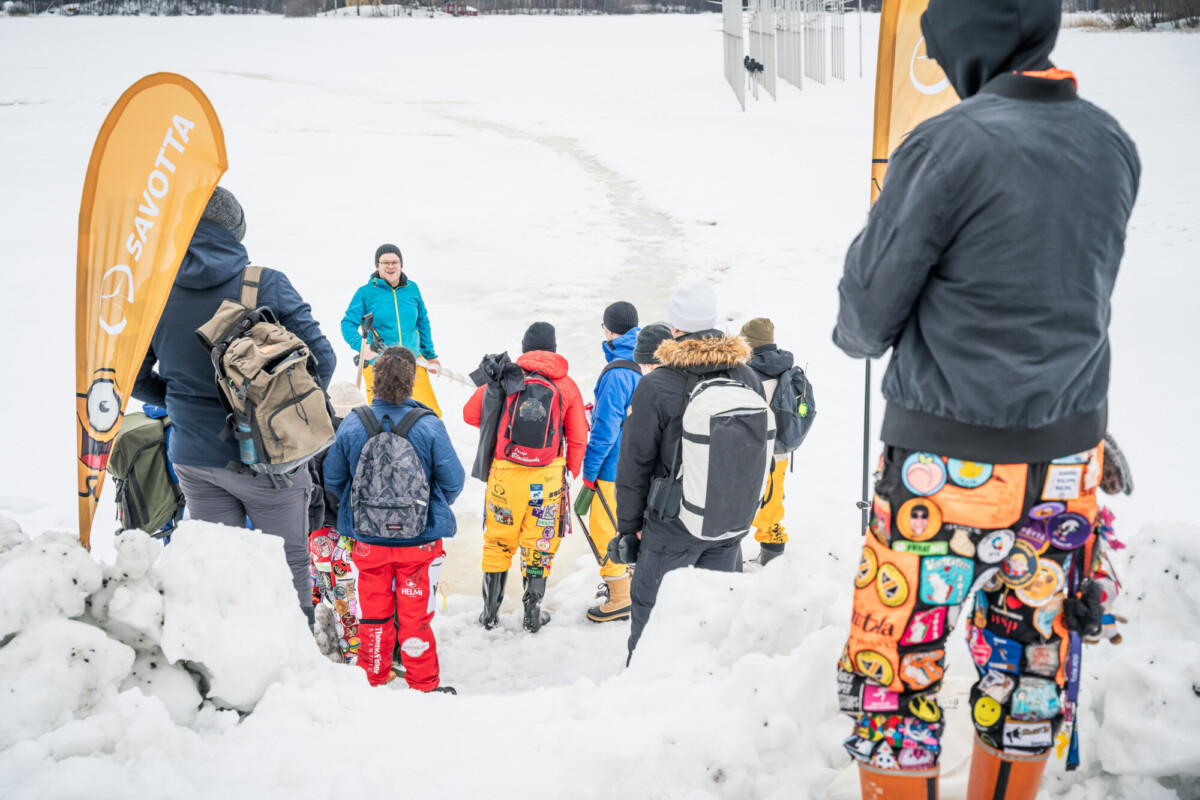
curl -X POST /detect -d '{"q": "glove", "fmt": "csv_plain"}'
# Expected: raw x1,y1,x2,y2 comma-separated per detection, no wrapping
573,487,595,517
607,532,640,565
582,477,597,491
1064,580,1104,638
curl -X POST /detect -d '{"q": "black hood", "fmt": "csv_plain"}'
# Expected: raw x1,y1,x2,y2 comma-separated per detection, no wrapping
176,220,250,291
748,345,794,380
921,0,1060,99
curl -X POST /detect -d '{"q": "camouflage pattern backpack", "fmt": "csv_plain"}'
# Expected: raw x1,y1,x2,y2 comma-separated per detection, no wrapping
349,406,434,541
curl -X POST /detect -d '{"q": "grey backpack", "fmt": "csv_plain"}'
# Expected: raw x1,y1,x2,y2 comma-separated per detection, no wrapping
350,406,434,541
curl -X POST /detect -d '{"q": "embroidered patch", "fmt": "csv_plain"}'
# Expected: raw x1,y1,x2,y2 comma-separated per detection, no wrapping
902,452,948,496
947,459,993,489
1024,642,1061,678
899,650,945,691
1033,596,1063,640
908,695,943,724
919,556,974,606
1016,558,1064,608
950,527,976,557
978,669,1016,703
897,497,943,542
876,563,911,608
535,538,551,552
871,496,892,542
488,502,514,526
973,695,1003,728
977,529,1016,565
529,484,544,506
897,745,938,770
1043,464,1084,501
870,742,898,769
999,540,1039,589
855,546,879,589
1029,501,1065,521
855,650,895,687
1016,519,1050,555
844,735,877,763
970,626,1023,673
1002,719,1053,750
900,608,949,646
892,540,949,556
1047,512,1091,551
863,685,900,712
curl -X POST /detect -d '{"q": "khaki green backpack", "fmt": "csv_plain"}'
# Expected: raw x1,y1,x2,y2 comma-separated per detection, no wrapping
196,266,335,486
107,411,184,536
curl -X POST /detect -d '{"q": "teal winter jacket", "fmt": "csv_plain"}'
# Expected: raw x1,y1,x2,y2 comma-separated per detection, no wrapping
341,274,437,362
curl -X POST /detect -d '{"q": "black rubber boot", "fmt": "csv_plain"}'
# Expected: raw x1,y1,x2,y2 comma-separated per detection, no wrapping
522,576,551,633
478,571,507,630
758,542,785,565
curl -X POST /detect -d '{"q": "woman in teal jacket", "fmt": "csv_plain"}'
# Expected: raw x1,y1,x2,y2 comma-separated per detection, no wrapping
341,244,442,416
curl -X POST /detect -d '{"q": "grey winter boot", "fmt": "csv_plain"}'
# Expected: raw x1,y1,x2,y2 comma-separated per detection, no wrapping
756,542,786,566
522,576,551,633
479,571,507,630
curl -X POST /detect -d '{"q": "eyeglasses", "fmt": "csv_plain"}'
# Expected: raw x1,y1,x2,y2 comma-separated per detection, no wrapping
378,260,401,267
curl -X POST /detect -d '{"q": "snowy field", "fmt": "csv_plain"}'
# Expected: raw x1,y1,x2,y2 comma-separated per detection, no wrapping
1,12,1199,799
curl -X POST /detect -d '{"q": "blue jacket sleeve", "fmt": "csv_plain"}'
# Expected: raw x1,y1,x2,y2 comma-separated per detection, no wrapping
581,370,634,482
132,344,167,406
427,418,465,504
341,286,367,354
323,423,355,500
265,270,337,388
833,137,951,359
415,289,436,360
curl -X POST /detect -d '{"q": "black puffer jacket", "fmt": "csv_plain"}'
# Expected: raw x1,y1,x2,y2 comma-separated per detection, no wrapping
833,0,1140,463
616,331,764,547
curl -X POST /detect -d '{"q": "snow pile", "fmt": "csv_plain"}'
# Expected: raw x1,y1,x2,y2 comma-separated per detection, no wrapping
0,517,356,771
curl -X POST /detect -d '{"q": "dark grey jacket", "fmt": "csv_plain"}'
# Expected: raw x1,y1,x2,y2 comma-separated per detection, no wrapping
833,0,1140,463
616,331,763,548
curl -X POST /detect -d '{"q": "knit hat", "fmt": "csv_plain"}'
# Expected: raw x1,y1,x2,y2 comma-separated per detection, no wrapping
634,322,673,365
603,301,639,336
327,381,368,420
522,321,557,353
375,244,402,264
740,317,775,350
201,187,246,242
668,282,718,333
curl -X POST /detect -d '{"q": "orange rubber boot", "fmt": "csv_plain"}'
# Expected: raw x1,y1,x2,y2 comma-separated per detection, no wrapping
858,763,938,799
966,736,1049,800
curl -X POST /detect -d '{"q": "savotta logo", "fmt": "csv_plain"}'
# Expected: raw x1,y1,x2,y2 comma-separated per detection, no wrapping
909,37,950,96
98,265,134,335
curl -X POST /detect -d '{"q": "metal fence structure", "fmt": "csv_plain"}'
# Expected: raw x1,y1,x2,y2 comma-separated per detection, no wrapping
831,0,845,79
748,0,777,99
723,0,746,109
803,0,825,84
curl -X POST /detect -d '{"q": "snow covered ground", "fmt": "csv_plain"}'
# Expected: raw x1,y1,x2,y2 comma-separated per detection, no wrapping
0,12,1198,799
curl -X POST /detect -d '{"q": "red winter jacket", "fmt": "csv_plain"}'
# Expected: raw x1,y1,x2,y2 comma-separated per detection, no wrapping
463,350,588,477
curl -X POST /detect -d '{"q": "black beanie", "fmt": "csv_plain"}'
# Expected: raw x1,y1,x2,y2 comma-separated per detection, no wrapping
375,244,402,264
634,322,673,365
201,187,246,242
603,301,639,336
522,322,557,353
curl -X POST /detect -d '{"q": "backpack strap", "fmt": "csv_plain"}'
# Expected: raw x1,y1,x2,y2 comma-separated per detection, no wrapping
394,407,436,437
600,360,639,380
354,406,383,438
239,266,265,308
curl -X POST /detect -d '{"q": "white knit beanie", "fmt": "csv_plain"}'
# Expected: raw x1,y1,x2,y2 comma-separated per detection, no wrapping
667,282,718,334
327,381,368,420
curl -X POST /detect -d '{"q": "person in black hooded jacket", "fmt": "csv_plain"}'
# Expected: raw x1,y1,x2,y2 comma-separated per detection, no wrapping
833,1,1139,798
612,283,764,661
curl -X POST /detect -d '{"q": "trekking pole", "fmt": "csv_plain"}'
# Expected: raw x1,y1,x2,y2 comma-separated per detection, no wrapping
856,360,871,532
594,484,619,532
571,491,609,568
355,312,375,391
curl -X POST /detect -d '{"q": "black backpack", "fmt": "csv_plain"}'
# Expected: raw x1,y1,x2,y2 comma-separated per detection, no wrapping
770,366,816,454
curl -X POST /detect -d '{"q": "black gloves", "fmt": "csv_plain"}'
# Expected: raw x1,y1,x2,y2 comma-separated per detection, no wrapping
607,533,640,565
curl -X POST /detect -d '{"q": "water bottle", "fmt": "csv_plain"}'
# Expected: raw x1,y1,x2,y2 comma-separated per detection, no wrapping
237,422,258,465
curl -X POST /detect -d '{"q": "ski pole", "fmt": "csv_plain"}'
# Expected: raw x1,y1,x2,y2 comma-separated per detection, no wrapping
572,495,609,568
595,484,619,531
356,312,375,391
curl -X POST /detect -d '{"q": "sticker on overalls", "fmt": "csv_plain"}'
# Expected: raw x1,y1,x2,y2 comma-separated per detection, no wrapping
1043,464,1084,500
899,608,948,646
971,627,1023,673
1011,678,1062,721
1016,559,1064,608
863,685,900,712
855,650,895,688
973,695,1003,728
986,592,1033,639
870,742,899,769
892,540,949,556
897,498,943,542
529,484,544,506
979,669,1016,703
844,735,878,763
535,538,551,552
1033,596,1063,640
900,717,940,748
1024,642,1061,678
876,563,911,608
902,452,948,496
1002,719,1053,750
855,546,879,589
919,556,974,605
1017,520,1050,555
838,672,864,713
976,529,1015,565
488,502,514,526
949,527,976,557
871,496,892,542
1048,513,1091,550
897,745,938,770
999,541,1039,589
908,695,943,724
899,650,945,691
1029,501,1065,521
947,459,993,489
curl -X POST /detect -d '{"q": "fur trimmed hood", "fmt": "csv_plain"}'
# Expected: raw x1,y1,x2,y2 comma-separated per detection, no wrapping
655,332,752,370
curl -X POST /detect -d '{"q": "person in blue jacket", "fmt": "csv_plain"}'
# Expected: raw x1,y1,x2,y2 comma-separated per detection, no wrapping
573,301,641,623
133,187,336,624
323,347,464,692
341,244,442,416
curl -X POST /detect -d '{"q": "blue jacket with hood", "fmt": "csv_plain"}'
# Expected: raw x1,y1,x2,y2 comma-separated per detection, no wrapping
582,327,641,483
322,398,465,545
132,221,337,468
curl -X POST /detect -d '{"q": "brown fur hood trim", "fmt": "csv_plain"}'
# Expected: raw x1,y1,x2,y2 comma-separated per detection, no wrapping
655,334,752,369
